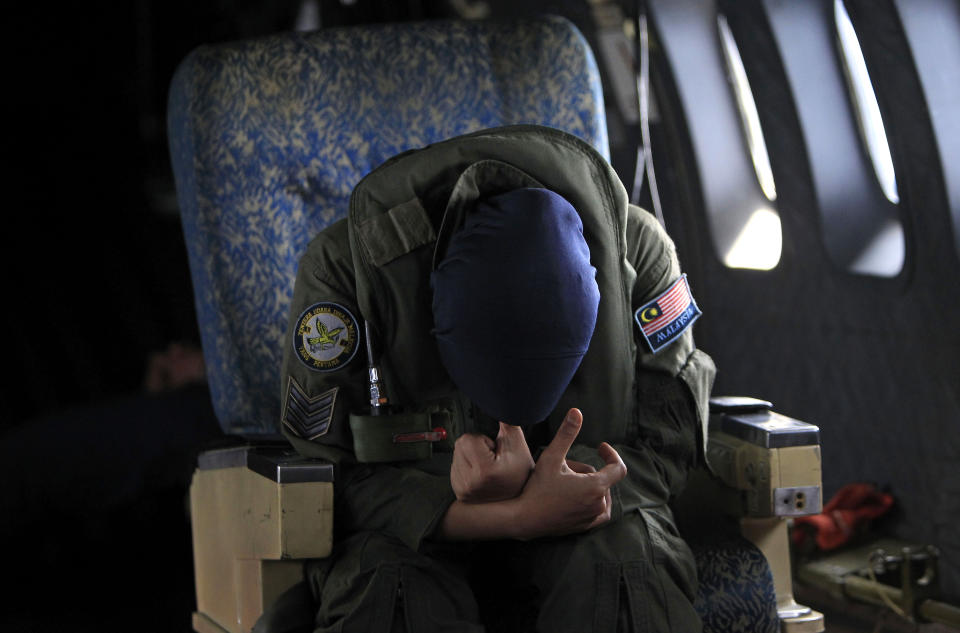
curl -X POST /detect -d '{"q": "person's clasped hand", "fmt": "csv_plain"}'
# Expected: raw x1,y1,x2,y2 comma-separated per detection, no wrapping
448,407,628,540
451,422,535,502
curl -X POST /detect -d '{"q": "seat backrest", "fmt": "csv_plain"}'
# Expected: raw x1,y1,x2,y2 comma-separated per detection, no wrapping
168,17,608,434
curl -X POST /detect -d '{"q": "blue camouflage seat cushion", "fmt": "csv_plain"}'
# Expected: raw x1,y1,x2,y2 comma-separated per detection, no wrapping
167,17,608,434
692,535,780,633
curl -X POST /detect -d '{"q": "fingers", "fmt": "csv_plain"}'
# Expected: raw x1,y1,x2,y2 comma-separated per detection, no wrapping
496,421,523,454
541,408,582,466
585,489,614,531
593,442,628,487
579,445,621,529
455,433,496,467
565,459,597,474
597,442,623,468
456,433,495,452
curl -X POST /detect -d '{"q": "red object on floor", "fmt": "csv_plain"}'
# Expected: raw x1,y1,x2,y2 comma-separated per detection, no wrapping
793,483,895,551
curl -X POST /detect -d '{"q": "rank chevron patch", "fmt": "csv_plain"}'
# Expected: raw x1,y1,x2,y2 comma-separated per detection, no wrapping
282,378,338,440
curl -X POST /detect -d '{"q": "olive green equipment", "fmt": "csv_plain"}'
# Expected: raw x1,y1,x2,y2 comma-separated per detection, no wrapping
798,538,960,629
349,319,452,463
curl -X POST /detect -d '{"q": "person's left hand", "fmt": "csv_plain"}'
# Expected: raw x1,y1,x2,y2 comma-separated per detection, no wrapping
510,408,626,540
450,423,535,503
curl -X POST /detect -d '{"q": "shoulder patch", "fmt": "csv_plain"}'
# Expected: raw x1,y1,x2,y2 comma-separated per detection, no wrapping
282,378,338,440
635,274,702,353
293,302,359,372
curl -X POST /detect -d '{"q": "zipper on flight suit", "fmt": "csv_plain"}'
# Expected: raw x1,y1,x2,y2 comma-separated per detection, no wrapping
394,574,407,633
618,573,633,632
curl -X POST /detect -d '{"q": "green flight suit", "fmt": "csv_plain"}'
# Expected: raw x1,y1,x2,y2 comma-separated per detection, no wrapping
276,125,716,632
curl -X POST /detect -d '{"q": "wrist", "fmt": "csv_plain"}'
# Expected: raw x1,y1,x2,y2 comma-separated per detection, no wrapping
437,497,527,542
501,495,529,541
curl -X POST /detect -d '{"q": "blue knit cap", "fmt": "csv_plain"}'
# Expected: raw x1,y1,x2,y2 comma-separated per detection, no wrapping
431,188,600,427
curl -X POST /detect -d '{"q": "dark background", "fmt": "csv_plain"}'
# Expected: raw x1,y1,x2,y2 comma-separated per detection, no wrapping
7,1,329,427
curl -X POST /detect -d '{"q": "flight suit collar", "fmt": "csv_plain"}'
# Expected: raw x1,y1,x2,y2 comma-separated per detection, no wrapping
432,159,545,270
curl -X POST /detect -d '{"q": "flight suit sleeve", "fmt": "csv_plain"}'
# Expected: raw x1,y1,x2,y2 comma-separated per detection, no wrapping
280,222,455,552
626,204,715,499
567,205,715,517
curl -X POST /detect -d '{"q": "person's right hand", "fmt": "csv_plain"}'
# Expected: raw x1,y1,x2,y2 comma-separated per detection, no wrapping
513,408,627,540
450,423,535,503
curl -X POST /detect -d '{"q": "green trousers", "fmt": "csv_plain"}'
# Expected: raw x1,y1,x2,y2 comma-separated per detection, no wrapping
257,506,701,633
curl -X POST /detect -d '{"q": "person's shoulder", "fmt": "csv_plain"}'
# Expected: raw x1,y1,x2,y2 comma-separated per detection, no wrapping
299,217,355,286
625,204,677,268
303,217,349,255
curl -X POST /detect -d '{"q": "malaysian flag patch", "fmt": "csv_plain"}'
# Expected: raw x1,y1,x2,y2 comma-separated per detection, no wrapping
635,274,702,353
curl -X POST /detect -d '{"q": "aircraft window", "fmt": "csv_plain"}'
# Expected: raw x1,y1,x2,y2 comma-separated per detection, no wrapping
762,0,904,277
832,0,905,276
646,0,783,272
835,0,899,206
893,0,960,259
718,15,776,203
716,13,781,270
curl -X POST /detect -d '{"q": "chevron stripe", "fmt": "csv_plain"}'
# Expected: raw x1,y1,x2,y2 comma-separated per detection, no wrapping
282,378,338,440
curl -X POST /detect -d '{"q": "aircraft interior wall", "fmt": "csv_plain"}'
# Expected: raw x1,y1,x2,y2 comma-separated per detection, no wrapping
637,0,960,599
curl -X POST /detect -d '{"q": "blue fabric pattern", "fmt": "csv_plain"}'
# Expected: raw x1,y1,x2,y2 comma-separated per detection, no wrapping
168,17,608,434
692,536,780,633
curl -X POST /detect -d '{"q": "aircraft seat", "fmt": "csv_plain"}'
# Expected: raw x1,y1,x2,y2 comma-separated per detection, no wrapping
167,16,820,633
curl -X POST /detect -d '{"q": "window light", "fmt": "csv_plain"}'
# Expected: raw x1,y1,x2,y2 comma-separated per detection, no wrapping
835,0,900,205
716,15,782,270
718,14,777,202
724,207,783,270
848,218,905,276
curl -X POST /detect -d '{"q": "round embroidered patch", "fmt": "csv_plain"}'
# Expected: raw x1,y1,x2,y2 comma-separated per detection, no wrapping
293,302,360,372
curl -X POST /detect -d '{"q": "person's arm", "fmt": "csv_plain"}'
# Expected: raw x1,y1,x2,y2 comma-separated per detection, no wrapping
438,408,627,541
527,206,714,527
609,205,716,513
450,422,599,504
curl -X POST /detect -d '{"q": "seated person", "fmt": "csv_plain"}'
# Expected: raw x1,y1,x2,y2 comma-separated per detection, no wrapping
269,125,715,632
